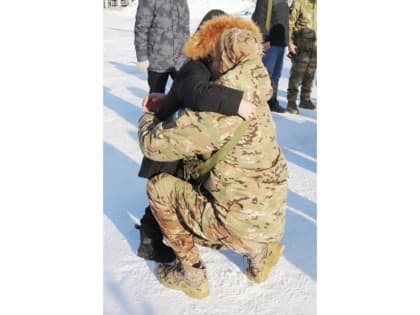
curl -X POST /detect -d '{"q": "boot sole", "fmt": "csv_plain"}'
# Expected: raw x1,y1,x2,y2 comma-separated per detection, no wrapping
246,243,284,283
286,109,299,115
160,279,210,299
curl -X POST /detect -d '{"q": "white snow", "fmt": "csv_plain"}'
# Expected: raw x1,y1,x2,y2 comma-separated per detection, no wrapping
104,1,317,314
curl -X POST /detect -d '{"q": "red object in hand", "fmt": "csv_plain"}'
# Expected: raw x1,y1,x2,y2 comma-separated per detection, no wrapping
142,93,165,113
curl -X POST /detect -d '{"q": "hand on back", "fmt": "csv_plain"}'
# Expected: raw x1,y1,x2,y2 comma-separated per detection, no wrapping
238,99,257,120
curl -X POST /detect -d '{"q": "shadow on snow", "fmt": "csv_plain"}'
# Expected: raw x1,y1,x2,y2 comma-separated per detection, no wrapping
103,142,147,254
103,86,143,127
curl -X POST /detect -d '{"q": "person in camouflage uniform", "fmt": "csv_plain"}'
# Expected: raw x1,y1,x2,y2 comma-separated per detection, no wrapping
134,0,189,93
138,15,288,299
286,0,317,114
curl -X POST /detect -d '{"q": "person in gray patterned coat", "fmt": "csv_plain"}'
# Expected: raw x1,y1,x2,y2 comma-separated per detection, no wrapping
134,0,190,93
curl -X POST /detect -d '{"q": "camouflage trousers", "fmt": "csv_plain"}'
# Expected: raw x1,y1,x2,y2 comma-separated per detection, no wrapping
287,44,317,102
146,173,266,266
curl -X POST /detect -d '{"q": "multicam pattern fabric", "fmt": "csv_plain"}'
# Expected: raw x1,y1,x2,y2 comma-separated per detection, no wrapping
147,173,241,264
134,0,190,72
139,26,288,263
288,0,317,44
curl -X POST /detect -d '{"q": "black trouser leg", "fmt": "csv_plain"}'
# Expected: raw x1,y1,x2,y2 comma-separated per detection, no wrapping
147,71,170,93
147,70,177,93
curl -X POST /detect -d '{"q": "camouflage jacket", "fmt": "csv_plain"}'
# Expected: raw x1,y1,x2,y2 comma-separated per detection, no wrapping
139,26,288,246
134,0,190,72
289,0,317,44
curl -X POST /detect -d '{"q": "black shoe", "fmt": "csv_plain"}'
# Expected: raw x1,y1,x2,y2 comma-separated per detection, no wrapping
287,101,299,114
270,102,286,113
268,80,285,113
299,99,317,111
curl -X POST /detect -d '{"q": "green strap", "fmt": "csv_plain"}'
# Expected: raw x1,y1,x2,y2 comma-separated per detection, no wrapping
266,0,273,32
191,120,251,180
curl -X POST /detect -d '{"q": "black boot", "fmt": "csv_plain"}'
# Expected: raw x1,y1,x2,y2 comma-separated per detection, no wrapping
299,99,317,111
287,100,299,114
135,206,176,263
268,80,286,113
269,100,286,113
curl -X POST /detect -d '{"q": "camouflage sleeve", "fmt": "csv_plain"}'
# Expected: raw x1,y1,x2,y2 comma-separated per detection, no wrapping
134,0,155,62
138,111,225,162
288,0,301,44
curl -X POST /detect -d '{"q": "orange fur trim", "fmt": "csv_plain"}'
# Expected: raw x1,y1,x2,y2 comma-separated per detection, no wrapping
183,15,263,60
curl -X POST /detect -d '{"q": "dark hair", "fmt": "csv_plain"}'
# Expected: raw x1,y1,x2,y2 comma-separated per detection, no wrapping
197,9,227,31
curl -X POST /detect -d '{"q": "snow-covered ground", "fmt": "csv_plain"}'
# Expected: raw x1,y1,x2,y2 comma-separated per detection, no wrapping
104,1,317,314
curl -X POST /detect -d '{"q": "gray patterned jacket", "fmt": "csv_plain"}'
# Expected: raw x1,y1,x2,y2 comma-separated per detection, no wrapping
134,0,190,73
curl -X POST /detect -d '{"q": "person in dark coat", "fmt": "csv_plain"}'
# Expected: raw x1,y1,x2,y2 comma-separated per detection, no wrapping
252,0,289,113
134,0,190,93
136,9,258,263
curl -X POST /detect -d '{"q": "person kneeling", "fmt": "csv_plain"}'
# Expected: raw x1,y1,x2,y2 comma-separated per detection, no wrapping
138,15,288,299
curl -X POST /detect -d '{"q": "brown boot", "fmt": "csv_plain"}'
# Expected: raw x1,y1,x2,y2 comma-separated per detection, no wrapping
245,242,284,283
157,260,210,299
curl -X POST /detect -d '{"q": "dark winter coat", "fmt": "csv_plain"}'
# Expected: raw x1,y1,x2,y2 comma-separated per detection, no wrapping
251,0,289,47
138,59,244,179
134,0,190,73
156,59,243,121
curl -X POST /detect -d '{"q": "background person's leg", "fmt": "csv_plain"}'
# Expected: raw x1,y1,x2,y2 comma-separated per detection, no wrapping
299,47,317,110
263,46,285,113
270,46,286,112
286,50,310,114
147,70,170,93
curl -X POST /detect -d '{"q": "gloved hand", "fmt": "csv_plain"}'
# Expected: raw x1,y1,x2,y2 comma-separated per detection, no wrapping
137,60,150,72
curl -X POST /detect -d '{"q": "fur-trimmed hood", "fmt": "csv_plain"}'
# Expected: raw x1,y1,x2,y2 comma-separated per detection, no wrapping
183,15,263,60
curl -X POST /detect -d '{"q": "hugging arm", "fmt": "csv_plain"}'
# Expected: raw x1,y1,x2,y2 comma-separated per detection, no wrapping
156,60,244,121
178,60,244,116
